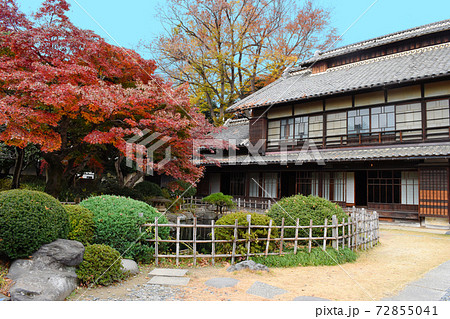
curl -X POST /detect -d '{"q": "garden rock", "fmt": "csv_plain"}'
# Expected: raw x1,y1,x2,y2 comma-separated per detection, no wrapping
121,259,139,275
7,239,84,301
227,260,269,272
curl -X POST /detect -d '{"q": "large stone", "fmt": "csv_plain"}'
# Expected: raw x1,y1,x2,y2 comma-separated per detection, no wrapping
205,277,239,288
33,239,85,267
147,276,190,286
149,268,188,277
246,281,287,299
227,260,269,272
7,239,85,301
121,259,139,275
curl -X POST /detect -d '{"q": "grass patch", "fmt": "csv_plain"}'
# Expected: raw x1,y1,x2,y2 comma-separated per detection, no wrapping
251,247,358,268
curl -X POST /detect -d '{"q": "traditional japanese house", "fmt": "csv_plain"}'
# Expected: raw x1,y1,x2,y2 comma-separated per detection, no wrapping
197,20,450,227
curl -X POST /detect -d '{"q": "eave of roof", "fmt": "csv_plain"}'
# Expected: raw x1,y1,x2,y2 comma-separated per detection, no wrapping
301,19,450,65
197,142,450,166
227,42,450,112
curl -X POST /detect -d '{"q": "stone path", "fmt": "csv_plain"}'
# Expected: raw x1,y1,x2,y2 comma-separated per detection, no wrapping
147,268,190,286
205,277,239,288
246,281,288,299
382,260,450,301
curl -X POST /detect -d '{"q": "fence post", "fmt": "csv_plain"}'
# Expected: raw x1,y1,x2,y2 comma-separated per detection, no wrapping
246,214,251,260
154,217,159,266
176,217,180,266
265,219,272,257
308,219,313,253
323,218,328,251
231,219,238,264
332,215,338,250
211,219,215,266
294,218,299,254
238,197,241,209
347,216,352,249
342,218,346,249
193,217,197,266
279,217,285,255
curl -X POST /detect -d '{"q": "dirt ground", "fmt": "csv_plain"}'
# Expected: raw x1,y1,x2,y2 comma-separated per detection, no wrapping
70,225,450,301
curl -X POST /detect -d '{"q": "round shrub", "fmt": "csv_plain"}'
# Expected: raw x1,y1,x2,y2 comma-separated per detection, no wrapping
0,189,69,259
64,205,95,246
215,212,279,255
76,244,123,286
79,195,169,263
134,181,163,197
267,195,348,239
99,181,144,201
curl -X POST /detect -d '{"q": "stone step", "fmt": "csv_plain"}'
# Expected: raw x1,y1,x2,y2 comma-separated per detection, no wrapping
148,268,188,277
147,276,190,286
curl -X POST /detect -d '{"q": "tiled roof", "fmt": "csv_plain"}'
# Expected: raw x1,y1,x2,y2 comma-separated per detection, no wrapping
199,142,450,165
227,42,450,111
212,118,249,147
301,19,450,65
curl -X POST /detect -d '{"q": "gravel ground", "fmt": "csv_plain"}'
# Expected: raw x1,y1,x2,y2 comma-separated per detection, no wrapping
440,288,450,301
77,283,185,301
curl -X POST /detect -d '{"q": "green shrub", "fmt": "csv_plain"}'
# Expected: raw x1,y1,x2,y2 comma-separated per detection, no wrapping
0,190,69,259
76,244,123,286
251,247,358,267
267,195,348,239
79,195,169,263
64,205,95,246
202,192,235,213
134,181,163,197
0,178,12,191
98,180,144,201
215,212,278,255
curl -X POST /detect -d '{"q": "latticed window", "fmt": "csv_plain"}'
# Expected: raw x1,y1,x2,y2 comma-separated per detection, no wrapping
294,116,309,139
348,108,370,135
229,172,245,196
368,171,401,204
371,105,395,132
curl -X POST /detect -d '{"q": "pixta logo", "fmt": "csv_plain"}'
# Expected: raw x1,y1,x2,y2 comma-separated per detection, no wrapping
125,129,171,176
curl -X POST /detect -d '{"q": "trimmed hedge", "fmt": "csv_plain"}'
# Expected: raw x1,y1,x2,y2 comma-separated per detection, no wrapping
0,190,69,259
65,205,95,246
134,181,162,197
76,244,123,286
267,195,348,238
215,212,278,255
80,195,169,263
251,247,358,267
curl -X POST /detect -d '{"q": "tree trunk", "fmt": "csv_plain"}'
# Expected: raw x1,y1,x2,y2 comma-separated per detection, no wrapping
115,154,125,186
44,157,65,198
11,147,25,189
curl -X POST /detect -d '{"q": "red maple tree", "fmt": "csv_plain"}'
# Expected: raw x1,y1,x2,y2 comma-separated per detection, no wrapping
0,0,221,196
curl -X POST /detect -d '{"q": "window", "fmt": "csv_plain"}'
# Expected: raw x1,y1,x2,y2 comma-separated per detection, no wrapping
281,116,309,140
280,118,294,139
296,172,346,202
326,112,347,138
333,172,346,202
371,105,395,132
368,171,401,204
248,172,260,197
229,172,245,196
396,102,421,130
401,172,419,205
294,116,309,139
348,108,370,135
262,173,278,198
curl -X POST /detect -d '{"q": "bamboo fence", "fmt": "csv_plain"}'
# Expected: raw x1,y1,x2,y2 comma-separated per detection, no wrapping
142,208,379,266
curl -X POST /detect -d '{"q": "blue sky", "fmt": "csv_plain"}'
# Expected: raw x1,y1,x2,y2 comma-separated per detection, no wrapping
18,0,450,60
